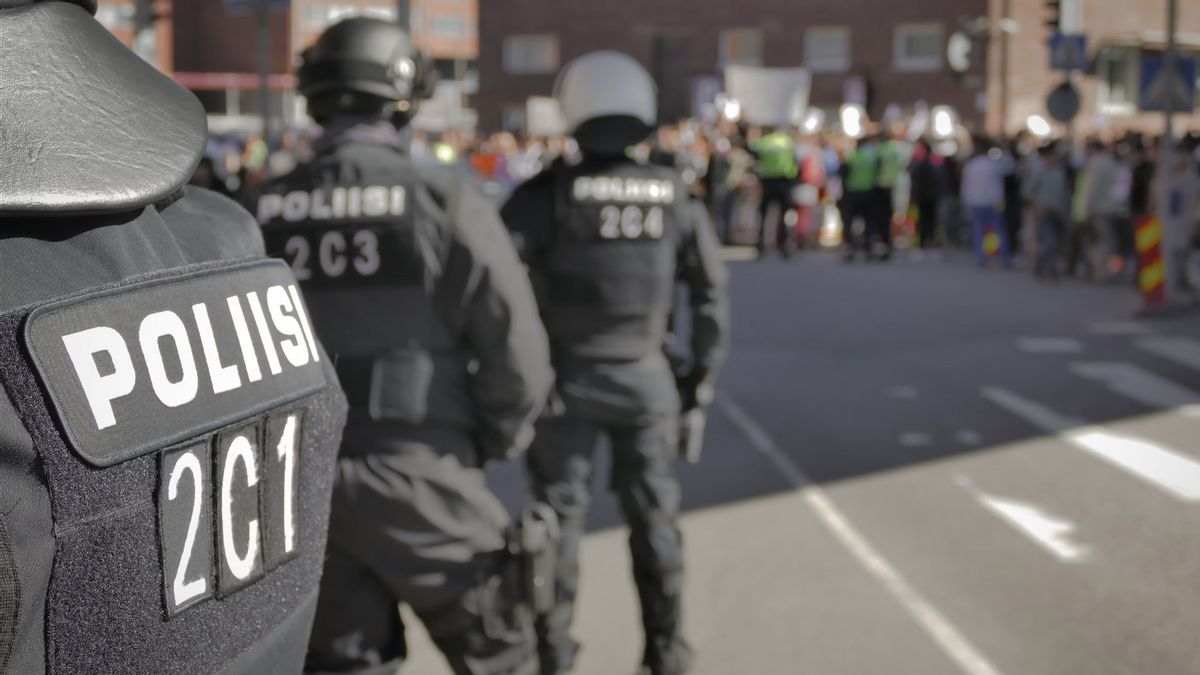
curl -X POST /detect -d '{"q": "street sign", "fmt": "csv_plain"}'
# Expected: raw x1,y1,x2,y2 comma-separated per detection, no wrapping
225,0,290,15
1046,81,1081,123
1049,33,1089,71
1139,53,1197,112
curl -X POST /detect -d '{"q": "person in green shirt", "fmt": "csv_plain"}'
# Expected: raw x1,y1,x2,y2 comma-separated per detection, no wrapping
752,127,800,258
839,134,882,261
873,133,908,259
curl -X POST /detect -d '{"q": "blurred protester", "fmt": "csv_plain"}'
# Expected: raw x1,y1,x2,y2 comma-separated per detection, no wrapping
751,126,800,257
909,138,944,253
1155,144,1200,299
1129,139,1157,225
1066,148,1095,279
875,130,906,259
961,138,1012,267
1002,139,1024,258
705,133,753,244
1081,139,1128,279
1030,144,1071,280
840,135,881,261
940,148,965,247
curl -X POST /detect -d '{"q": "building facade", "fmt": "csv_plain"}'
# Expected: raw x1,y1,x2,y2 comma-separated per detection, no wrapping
478,0,991,133
478,0,1200,137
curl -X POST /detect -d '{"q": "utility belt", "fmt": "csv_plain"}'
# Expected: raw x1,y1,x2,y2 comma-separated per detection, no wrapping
335,349,472,428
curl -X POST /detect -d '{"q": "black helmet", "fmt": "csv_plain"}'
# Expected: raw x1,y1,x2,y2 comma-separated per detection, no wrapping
297,17,436,126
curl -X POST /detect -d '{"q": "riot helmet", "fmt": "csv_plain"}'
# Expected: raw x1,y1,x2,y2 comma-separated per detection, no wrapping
554,50,657,157
298,17,436,127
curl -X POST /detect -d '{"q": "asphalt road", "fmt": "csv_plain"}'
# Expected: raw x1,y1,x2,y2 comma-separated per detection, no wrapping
407,250,1200,675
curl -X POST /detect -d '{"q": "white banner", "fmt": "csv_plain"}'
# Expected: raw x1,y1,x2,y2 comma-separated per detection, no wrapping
525,96,568,137
724,65,811,127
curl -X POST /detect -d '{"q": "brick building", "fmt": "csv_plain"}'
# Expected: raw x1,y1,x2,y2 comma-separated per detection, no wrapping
98,0,478,133
478,0,1200,137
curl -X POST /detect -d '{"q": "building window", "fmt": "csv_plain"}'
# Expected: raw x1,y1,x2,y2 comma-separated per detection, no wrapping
803,27,850,73
432,15,467,38
503,34,560,75
1096,46,1138,113
893,23,944,72
719,28,764,67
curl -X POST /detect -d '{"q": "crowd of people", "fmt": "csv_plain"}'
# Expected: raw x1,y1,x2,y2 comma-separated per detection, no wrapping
192,114,1200,297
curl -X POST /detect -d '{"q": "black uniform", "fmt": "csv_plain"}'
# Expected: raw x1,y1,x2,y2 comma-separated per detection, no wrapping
501,156,728,674
0,2,347,673
251,121,553,675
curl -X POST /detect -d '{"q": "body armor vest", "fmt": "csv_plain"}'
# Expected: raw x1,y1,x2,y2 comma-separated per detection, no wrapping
0,199,347,674
542,160,688,362
256,142,473,432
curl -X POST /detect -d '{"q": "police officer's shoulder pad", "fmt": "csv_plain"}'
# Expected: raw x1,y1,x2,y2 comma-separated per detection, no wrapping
0,2,205,217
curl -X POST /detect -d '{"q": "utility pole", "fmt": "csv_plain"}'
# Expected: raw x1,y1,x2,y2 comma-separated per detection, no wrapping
396,0,410,30
1160,0,1180,301
1000,0,1011,138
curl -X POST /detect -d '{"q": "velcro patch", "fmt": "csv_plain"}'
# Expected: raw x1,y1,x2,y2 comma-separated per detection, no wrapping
24,260,327,468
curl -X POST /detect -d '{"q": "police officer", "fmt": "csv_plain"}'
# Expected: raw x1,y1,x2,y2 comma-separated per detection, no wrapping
248,18,554,675
0,1,348,672
500,52,729,675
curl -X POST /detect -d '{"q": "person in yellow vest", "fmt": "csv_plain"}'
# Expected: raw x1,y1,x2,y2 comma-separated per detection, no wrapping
839,135,882,261
751,127,800,258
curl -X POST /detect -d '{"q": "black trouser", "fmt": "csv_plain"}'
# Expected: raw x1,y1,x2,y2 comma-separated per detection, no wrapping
870,187,894,249
840,190,874,253
915,198,939,248
306,430,537,675
527,415,687,675
758,178,796,253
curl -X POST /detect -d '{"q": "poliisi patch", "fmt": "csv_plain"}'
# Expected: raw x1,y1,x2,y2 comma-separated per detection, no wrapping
23,260,327,468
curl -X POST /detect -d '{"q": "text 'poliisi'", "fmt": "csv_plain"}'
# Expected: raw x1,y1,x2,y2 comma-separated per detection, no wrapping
256,185,407,223
572,176,675,204
62,283,319,431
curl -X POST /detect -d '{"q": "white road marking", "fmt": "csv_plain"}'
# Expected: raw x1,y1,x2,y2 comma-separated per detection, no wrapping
956,477,1092,563
1089,321,1153,336
982,386,1200,502
716,395,1005,675
1017,337,1084,354
1137,337,1200,373
955,429,984,446
1067,431,1200,502
888,385,920,401
1069,362,1200,410
899,432,934,447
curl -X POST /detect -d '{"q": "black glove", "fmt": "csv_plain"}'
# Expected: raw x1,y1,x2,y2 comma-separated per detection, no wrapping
676,369,713,412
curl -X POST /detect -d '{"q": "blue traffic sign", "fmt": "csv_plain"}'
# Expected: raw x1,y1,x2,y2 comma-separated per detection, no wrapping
225,0,290,15
1049,33,1089,71
1139,54,1197,113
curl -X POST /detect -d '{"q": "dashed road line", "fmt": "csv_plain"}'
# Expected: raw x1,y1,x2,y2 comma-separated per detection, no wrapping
982,386,1200,503
1069,362,1200,410
1137,337,1200,374
1088,321,1153,336
716,395,1005,675
1017,337,1084,354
